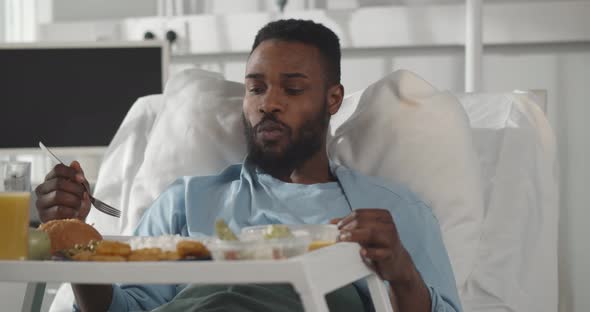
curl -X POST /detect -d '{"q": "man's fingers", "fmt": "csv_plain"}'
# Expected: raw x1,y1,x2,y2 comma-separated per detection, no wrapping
70,160,83,172
329,218,342,225
355,208,391,214
336,211,358,228
70,161,85,179
355,209,394,225
69,161,88,185
35,178,85,198
361,247,393,262
337,209,395,229
77,192,92,221
36,161,92,222
339,219,359,231
44,162,87,186
338,227,392,247
39,206,78,222
44,164,78,181
36,190,84,211
361,254,377,271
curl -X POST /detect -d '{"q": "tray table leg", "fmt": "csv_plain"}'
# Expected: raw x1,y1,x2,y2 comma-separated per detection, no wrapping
299,291,330,312
366,274,393,312
21,282,46,312
292,279,329,312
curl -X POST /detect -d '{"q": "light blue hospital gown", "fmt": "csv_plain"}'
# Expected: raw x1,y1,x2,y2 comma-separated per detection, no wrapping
95,160,462,312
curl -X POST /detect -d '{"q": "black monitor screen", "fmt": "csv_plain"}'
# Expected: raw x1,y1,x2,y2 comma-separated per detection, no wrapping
0,45,163,148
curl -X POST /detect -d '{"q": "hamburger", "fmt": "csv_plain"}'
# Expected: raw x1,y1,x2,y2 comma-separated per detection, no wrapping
38,219,102,255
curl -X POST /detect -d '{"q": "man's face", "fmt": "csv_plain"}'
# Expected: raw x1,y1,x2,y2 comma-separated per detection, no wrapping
243,40,332,171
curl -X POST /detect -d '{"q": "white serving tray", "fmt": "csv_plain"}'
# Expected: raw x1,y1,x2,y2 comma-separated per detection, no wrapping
0,242,393,312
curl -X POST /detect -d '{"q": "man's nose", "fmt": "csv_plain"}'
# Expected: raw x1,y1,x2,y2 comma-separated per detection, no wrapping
259,89,284,114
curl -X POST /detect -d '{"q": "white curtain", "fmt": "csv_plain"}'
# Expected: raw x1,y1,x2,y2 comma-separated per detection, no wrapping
3,0,37,42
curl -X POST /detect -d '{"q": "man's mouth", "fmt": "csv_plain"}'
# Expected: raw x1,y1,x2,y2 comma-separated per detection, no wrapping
256,121,286,141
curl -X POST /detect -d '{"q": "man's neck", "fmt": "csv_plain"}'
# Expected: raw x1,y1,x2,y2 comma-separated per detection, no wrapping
266,147,334,184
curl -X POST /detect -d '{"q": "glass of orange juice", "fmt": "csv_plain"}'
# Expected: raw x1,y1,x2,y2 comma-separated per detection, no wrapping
0,161,31,260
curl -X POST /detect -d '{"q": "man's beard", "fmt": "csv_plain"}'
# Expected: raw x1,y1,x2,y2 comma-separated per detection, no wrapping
242,103,329,175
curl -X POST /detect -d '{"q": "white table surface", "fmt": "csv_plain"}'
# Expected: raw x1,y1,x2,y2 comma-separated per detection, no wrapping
0,242,393,312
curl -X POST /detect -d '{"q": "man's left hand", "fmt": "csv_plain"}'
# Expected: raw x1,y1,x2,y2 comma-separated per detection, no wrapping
331,209,412,283
332,209,431,311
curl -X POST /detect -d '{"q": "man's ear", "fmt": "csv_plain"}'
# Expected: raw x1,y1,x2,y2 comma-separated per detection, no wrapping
326,84,344,115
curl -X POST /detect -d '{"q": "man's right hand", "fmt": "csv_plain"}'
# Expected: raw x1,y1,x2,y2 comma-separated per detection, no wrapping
35,161,91,222
35,162,114,311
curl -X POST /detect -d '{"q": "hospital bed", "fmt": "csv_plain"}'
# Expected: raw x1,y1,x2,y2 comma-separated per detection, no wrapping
23,68,558,312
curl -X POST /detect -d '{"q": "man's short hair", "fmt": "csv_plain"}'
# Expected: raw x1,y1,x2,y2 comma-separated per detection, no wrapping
251,19,341,86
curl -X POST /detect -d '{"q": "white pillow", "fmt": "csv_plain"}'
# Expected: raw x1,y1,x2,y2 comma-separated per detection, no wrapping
122,69,246,234
88,94,164,235
91,69,227,234
327,70,485,290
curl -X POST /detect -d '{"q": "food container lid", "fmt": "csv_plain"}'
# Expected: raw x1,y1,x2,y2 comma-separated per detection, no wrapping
241,224,339,242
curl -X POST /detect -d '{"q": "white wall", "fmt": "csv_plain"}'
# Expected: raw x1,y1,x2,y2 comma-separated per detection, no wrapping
171,46,465,93
52,0,158,21
0,0,4,41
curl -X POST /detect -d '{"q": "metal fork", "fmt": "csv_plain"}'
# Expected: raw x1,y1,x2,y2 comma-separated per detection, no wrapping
39,142,121,218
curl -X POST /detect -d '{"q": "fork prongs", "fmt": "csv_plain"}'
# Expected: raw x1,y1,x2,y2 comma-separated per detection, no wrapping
92,199,121,218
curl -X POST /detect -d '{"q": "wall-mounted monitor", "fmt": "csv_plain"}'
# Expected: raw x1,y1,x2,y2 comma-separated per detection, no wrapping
0,41,168,150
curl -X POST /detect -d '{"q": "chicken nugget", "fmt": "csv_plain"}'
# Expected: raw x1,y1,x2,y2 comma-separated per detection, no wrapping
176,240,210,258
131,247,162,255
96,240,132,257
128,248,163,261
71,250,94,261
89,255,127,262
159,251,181,261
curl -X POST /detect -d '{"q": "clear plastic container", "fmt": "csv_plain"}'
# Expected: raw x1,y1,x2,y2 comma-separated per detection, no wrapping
241,224,339,252
207,230,311,261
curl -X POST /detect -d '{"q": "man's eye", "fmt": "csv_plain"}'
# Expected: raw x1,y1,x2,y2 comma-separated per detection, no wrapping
286,88,303,95
248,87,264,94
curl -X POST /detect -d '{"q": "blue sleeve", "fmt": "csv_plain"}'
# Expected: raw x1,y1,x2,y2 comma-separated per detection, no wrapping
399,201,463,312
107,179,188,311
133,179,188,237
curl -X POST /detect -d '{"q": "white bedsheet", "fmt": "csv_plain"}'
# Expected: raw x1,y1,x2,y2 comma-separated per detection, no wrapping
456,92,559,312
